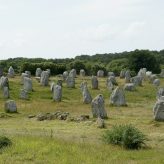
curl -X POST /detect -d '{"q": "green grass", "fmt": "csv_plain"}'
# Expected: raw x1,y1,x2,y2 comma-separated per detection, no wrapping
0,75,164,163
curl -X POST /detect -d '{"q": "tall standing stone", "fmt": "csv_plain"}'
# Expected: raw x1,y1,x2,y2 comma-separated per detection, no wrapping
53,85,62,102
80,69,85,77
3,87,9,98
69,69,76,78
97,70,104,77
91,76,98,89
153,99,164,121
80,82,92,104
110,87,127,106
35,68,42,77
0,76,9,89
8,66,15,78
91,94,107,118
24,77,33,91
40,71,49,86
125,70,131,83
66,76,75,88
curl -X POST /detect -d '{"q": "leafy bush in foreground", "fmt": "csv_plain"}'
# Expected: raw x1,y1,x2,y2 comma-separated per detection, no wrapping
102,125,147,149
0,136,12,149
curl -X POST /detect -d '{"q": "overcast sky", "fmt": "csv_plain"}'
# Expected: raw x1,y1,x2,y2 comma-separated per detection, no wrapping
0,0,163,59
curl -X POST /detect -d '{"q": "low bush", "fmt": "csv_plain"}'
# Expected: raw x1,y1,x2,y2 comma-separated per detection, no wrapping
0,136,12,149
102,124,147,149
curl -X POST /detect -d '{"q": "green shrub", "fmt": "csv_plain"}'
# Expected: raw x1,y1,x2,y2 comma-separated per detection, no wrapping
102,125,147,149
0,136,12,149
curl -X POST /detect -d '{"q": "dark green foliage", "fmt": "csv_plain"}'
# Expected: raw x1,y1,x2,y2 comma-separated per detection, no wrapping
0,136,12,149
129,50,161,73
90,63,107,75
102,125,147,149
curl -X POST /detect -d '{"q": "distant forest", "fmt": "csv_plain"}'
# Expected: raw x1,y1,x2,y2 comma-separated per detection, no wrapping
0,49,164,76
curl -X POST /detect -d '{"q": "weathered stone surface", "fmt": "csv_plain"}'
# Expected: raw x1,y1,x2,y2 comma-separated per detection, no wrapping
107,76,117,86
40,71,49,86
8,66,14,78
80,69,85,77
3,87,9,98
160,69,164,78
23,77,33,91
53,85,62,102
130,76,142,86
97,70,104,77
69,69,76,78
35,68,42,77
91,94,107,119
91,76,98,89
106,80,114,91
21,73,29,84
20,89,28,99
157,88,164,100
108,72,115,77
80,82,92,104
153,99,164,121
138,68,146,80
124,83,136,91
96,117,105,128
50,82,55,92
146,71,152,79
63,71,69,81
120,70,126,78
125,70,131,83
25,71,31,77
153,79,160,87
66,76,75,88
110,87,127,106
57,80,63,87
0,76,9,89
149,74,157,83
4,100,17,113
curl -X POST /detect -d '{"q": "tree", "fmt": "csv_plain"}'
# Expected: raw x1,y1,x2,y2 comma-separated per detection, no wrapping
129,50,160,73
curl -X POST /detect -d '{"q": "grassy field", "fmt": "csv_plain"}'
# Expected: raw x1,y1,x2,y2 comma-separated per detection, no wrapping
0,75,164,164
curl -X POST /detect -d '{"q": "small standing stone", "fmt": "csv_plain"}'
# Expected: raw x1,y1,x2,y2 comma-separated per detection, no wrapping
24,77,33,91
35,68,42,77
125,70,131,83
108,72,115,77
8,66,15,78
153,99,164,121
91,94,107,119
21,73,29,84
97,70,104,77
0,76,9,89
69,69,76,78
63,71,69,81
110,87,127,106
4,100,17,113
80,69,85,77
91,76,98,89
157,88,164,100
130,76,142,86
40,71,49,86
124,83,136,91
153,79,160,87
20,89,28,100
53,85,62,102
66,76,75,88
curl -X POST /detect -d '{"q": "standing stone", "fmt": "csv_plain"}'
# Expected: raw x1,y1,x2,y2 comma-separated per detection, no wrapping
69,69,76,78
138,68,146,80
63,71,69,81
8,66,15,78
0,76,9,89
66,76,75,88
91,76,98,89
149,74,157,83
35,68,42,77
25,71,31,77
108,72,115,77
97,70,104,77
21,73,29,84
107,76,117,86
80,82,92,104
120,70,126,78
125,70,131,83
53,85,62,102
107,80,114,91
57,80,63,87
124,83,136,91
153,79,160,87
4,100,17,113
130,76,142,86
110,87,127,106
153,99,164,121
160,69,164,78
24,77,33,91
146,71,152,79
50,82,55,92
157,88,164,100
20,89,28,100
91,94,107,119
3,87,9,98
80,69,85,77
40,71,49,86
